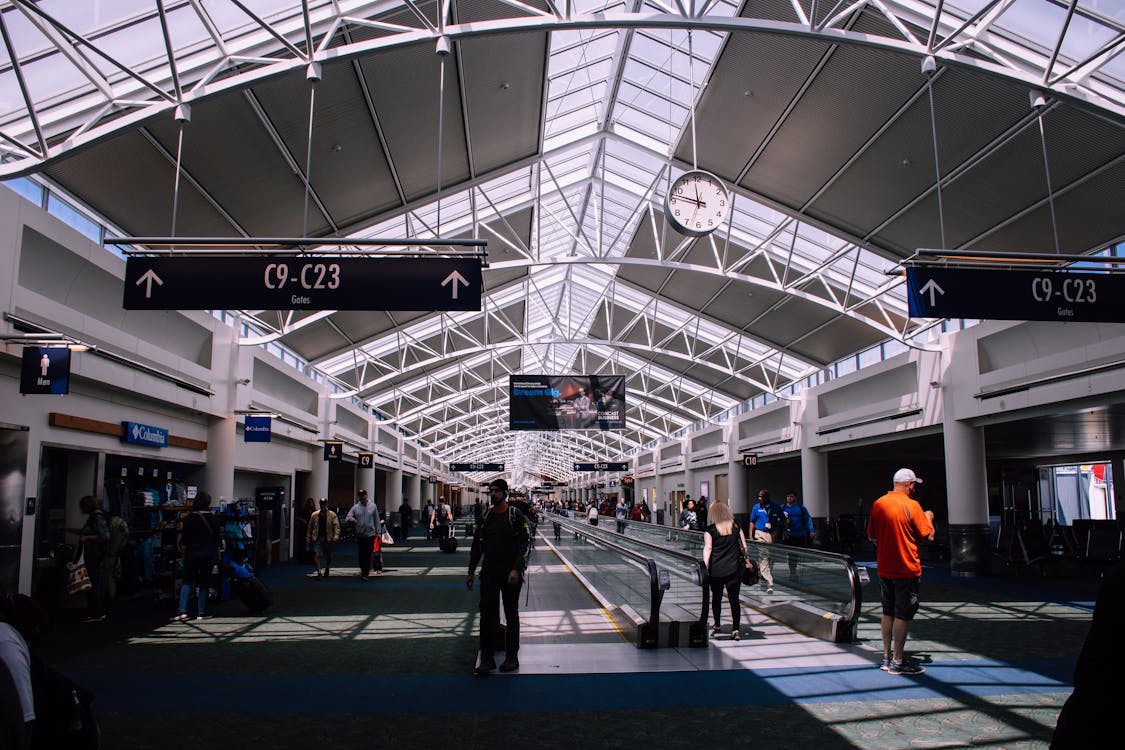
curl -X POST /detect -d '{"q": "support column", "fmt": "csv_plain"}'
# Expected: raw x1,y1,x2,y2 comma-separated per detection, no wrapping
944,416,991,577
205,416,236,502
308,447,329,504
727,454,748,529
801,445,829,547
408,473,421,510
360,461,376,509
389,468,403,518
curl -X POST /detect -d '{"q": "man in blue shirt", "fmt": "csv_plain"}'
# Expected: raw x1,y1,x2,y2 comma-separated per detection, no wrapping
782,490,814,582
748,491,781,594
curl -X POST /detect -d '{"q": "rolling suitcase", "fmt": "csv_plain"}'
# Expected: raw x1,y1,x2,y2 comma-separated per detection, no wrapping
439,536,458,553
435,523,450,540
234,575,273,612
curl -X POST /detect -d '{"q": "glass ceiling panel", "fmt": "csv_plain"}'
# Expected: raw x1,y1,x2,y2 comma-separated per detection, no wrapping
18,0,1117,466
87,16,170,77
37,0,152,30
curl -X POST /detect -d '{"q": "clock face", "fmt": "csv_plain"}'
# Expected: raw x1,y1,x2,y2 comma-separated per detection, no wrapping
664,170,729,237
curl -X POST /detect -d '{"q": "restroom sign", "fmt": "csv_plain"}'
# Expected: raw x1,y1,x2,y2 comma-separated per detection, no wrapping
20,347,71,395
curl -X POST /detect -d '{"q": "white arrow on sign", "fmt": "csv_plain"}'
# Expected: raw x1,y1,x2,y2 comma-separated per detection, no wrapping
135,269,164,299
441,270,469,300
920,278,945,306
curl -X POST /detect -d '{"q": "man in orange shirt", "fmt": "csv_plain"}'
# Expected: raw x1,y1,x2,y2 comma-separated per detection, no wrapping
866,468,935,675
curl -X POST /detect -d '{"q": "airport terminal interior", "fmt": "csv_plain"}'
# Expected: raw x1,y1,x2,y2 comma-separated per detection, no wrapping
1,1,1123,748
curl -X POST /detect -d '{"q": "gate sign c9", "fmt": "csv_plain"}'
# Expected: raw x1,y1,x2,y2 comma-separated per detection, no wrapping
906,266,1123,322
573,461,629,472
450,462,504,472
124,256,482,311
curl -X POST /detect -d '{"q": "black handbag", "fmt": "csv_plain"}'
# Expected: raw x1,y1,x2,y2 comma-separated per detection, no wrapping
738,533,760,586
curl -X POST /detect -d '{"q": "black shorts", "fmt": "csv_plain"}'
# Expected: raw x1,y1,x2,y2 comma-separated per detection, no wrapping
879,576,921,620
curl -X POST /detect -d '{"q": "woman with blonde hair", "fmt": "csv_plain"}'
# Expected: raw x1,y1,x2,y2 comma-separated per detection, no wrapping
702,501,746,640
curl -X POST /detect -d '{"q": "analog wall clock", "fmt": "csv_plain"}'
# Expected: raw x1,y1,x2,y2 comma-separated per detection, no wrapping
663,170,730,237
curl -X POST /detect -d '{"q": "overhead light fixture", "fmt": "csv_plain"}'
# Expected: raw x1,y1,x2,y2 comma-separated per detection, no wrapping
3,313,213,396
105,236,488,257
0,331,93,352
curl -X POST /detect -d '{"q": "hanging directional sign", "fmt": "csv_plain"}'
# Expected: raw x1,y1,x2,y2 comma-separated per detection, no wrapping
358,452,374,468
450,462,504,472
123,256,482,311
573,461,630,472
906,266,1124,323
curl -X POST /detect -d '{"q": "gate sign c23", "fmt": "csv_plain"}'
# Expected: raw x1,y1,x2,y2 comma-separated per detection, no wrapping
121,420,169,448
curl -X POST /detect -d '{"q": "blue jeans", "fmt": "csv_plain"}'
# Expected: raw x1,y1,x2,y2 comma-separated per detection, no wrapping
179,551,214,616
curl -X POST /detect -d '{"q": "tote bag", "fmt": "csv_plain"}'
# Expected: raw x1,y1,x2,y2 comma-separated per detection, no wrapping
67,549,93,595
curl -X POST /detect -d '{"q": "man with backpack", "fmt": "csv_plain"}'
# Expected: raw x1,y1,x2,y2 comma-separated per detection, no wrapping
466,478,530,676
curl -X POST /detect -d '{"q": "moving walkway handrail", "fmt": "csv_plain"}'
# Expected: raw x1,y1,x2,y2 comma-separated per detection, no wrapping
548,512,663,629
619,518,864,633
548,512,708,628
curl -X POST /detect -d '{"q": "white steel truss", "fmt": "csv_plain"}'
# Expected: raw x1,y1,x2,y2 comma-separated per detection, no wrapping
3,0,1122,476
1,1,1122,174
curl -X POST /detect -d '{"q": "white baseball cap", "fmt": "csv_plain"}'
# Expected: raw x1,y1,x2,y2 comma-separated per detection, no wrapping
893,468,922,484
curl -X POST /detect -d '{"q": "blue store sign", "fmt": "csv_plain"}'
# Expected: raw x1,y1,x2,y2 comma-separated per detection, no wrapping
244,415,272,443
122,421,169,448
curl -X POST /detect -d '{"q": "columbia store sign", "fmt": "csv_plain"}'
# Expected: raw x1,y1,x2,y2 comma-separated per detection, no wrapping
121,421,169,448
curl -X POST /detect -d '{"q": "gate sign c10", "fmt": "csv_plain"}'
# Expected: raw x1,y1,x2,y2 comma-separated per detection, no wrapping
573,461,629,472
450,462,504,472
906,266,1124,322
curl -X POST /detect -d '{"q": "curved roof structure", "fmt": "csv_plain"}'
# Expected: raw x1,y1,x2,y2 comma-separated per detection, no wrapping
3,1,1123,486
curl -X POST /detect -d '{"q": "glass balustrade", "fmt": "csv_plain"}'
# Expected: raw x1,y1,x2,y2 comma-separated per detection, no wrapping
549,515,862,643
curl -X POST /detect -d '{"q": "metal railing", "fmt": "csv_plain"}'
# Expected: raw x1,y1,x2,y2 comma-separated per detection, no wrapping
615,518,864,643
545,512,708,648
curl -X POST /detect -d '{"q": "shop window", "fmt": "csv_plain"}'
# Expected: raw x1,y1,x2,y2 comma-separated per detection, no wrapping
1044,463,1116,524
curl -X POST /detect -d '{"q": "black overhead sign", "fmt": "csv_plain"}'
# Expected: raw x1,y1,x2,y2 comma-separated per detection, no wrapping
573,461,629,472
450,462,504,472
906,266,1123,322
123,256,482,311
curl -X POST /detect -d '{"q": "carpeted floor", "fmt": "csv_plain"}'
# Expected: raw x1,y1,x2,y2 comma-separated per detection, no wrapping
26,531,1103,750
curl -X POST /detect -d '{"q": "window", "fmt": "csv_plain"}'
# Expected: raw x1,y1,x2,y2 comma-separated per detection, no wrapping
47,194,102,242
2,178,44,207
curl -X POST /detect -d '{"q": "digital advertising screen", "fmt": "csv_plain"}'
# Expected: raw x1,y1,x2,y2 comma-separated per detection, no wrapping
509,375,626,431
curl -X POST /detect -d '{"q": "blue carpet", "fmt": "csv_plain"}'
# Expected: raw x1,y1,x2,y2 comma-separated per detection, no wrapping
80,657,1073,713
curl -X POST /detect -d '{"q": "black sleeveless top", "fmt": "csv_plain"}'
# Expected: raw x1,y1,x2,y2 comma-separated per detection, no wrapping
706,524,741,578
